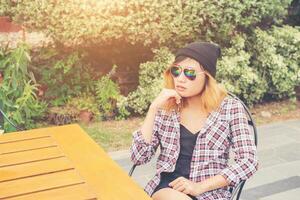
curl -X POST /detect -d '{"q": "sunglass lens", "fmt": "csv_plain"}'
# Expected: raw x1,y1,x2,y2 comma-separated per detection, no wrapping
184,69,196,80
171,66,181,77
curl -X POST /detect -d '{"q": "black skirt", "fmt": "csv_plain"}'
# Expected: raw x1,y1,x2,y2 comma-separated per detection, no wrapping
153,172,198,200
152,124,199,200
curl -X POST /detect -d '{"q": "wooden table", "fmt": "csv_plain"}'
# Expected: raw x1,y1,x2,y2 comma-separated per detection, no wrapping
0,124,152,200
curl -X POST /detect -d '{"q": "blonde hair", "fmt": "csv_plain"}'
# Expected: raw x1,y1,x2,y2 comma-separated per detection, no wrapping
162,57,228,116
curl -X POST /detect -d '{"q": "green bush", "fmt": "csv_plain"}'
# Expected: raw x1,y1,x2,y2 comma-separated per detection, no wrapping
217,35,267,105
127,26,299,111
250,25,300,100
126,47,174,114
66,93,101,118
115,95,131,120
95,65,130,120
1,0,297,120
0,0,14,16
32,48,94,106
47,93,101,125
0,44,47,131
7,0,292,49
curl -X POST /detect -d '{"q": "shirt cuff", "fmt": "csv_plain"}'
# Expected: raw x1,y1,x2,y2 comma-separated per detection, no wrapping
219,167,239,187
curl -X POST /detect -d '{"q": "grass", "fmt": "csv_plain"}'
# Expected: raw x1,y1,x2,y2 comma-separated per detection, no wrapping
79,117,143,152
79,98,300,152
250,98,300,125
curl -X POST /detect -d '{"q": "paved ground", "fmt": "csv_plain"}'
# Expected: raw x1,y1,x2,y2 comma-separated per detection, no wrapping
108,119,300,200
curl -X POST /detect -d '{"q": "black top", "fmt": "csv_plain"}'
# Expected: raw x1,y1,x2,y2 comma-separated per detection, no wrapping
172,124,199,177
152,124,199,200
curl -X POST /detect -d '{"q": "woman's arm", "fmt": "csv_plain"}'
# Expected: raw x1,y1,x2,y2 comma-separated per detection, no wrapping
218,99,259,188
130,88,182,165
129,105,161,165
196,174,229,193
139,105,160,143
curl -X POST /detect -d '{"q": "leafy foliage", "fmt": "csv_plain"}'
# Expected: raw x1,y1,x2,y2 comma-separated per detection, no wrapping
126,25,300,114
95,66,129,119
217,35,267,105
0,44,47,131
250,25,300,99
32,48,94,106
1,0,298,120
6,0,292,48
66,93,101,118
126,47,174,114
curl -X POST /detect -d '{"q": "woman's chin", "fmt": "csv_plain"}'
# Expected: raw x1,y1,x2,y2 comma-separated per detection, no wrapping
177,92,189,97
178,91,198,98
176,90,185,95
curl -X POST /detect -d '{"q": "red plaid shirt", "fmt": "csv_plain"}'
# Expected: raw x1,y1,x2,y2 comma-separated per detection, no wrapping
130,96,259,200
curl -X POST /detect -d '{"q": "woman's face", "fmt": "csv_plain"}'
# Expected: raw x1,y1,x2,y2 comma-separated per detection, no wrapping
172,58,206,98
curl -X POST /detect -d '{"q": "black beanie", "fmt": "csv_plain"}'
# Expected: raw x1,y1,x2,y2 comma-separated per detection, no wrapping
175,42,221,78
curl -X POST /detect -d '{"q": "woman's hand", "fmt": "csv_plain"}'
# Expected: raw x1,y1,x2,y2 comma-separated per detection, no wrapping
169,176,206,197
150,88,182,110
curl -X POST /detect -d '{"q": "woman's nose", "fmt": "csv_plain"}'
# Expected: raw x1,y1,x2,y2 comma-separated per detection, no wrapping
177,71,187,82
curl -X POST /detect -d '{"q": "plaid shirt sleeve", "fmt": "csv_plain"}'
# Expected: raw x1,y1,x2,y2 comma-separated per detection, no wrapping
218,99,259,187
129,109,161,165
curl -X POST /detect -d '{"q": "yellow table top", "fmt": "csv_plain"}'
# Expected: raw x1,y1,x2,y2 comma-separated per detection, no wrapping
0,124,152,200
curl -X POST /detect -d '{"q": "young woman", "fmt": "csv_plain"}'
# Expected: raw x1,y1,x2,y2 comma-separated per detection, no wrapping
130,42,258,200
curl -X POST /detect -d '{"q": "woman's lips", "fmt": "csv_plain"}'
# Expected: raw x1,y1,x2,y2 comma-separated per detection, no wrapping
176,86,186,91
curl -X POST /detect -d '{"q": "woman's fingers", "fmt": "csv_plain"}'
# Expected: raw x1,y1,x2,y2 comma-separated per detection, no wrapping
169,177,179,187
171,181,181,190
169,177,186,190
175,184,186,192
175,97,181,104
165,90,181,104
169,177,195,194
152,88,182,108
169,176,184,187
176,95,182,104
182,188,190,194
172,90,182,104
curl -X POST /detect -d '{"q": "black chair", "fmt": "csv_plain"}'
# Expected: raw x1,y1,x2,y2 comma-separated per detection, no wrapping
128,92,258,200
